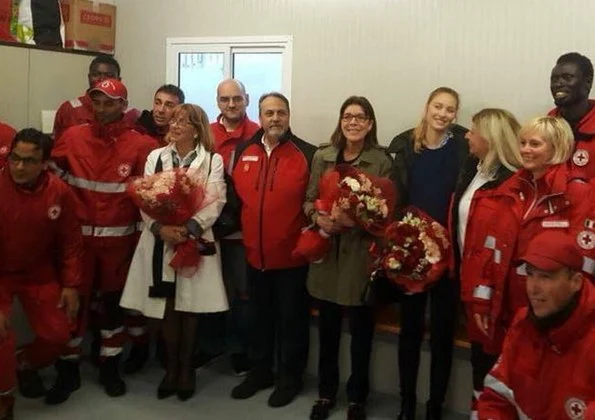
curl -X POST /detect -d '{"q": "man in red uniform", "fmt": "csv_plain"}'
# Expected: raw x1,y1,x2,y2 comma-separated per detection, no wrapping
52,79,158,398
0,129,83,420
478,231,595,419
0,121,16,169
52,55,139,141
548,52,595,182
194,79,260,374
230,92,315,408
135,84,185,146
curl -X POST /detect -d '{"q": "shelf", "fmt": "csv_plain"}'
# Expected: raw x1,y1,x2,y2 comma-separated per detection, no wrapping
0,40,111,57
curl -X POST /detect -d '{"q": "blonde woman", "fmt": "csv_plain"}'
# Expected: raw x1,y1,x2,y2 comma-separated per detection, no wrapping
448,108,522,418
121,104,228,401
388,87,468,420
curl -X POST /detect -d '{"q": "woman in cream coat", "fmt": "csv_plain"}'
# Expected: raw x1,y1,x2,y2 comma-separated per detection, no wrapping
121,104,228,401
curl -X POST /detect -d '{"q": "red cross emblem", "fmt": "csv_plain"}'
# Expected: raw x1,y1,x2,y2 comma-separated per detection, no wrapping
573,149,589,167
47,205,61,220
578,230,595,250
565,397,586,419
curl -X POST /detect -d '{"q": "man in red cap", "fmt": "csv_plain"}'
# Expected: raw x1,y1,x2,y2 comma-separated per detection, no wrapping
478,230,595,419
53,55,140,141
0,129,84,420
51,79,158,400
0,121,16,169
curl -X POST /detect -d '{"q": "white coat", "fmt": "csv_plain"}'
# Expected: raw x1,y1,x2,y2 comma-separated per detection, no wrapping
120,144,229,318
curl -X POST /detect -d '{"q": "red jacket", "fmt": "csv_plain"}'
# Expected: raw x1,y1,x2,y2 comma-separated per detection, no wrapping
0,121,16,169
478,280,595,420
52,120,158,246
232,129,316,270
0,169,83,288
53,94,140,141
472,164,595,350
211,115,260,173
549,101,595,183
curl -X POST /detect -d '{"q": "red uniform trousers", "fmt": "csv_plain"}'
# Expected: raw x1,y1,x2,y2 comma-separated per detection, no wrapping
0,278,71,394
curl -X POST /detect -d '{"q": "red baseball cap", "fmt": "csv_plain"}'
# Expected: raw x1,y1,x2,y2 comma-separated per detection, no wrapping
89,78,128,100
517,231,583,272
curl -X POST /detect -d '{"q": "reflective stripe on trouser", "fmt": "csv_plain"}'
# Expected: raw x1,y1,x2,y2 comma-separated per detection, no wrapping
100,327,126,359
125,311,149,345
59,337,84,361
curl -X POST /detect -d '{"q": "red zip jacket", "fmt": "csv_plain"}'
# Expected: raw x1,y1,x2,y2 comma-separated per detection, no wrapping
211,114,260,173
52,119,158,247
53,94,140,141
232,129,316,270
0,169,83,288
549,101,595,183
478,280,595,420
472,164,595,351
0,121,16,169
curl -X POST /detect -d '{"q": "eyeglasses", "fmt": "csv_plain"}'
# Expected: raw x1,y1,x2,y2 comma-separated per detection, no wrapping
8,153,43,166
169,118,192,128
341,114,369,123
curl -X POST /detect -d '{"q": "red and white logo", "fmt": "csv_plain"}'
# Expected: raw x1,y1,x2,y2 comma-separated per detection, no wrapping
577,230,595,250
565,397,586,420
0,146,8,156
48,205,61,220
573,149,589,167
118,163,132,178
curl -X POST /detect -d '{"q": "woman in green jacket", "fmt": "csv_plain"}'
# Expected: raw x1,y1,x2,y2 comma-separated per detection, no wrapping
305,96,393,420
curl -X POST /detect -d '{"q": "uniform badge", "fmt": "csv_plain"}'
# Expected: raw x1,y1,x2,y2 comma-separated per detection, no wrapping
243,163,250,172
0,146,8,156
118,163,132,177
577,230,595,250
48,205,61,220
585,219,595,230
565,397,586,420
573,149,589,167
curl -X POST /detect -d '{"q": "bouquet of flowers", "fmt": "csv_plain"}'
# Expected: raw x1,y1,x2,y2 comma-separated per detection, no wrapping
128,169,213,276
368,207,450,294
293,164,396,263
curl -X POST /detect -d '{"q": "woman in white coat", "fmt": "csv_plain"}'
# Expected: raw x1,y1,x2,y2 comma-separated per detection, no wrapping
121,104,228,401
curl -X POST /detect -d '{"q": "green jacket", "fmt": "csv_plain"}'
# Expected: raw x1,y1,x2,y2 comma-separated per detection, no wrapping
305,144,393,306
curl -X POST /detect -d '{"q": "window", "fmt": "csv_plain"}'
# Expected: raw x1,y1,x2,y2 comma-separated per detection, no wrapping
166,36,293,122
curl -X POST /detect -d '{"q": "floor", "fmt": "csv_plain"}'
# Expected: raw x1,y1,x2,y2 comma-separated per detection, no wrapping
15,358,468,420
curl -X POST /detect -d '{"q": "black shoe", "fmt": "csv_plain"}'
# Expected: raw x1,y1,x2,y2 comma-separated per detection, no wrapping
230,370,274,399
268,381,303,408
123,344,149,374
425,401,442,420
230,353,251,377
309,399,336,420
347,403,367,420
45,359,81,405
177,369,196,401
99,355,127,397
191,351,223,370
157,374,177,400
17,369,45,399
397,398,417,420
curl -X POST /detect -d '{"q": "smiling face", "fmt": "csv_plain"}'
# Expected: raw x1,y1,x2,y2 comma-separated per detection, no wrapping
217,80,249,124
259,96,290,140
526,265,582,318
519,132,554,177
424,92,458,132
550,62,592,108
340,104,373,147
168,110,198,147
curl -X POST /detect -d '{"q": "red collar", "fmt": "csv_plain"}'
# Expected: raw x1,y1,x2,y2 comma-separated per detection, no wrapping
549,99,595,134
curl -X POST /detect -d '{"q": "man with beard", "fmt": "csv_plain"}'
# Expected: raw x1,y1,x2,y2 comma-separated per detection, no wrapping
548,52,595,182
136,85,185,146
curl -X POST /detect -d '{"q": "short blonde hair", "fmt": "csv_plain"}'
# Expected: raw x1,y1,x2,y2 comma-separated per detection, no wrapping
519,116,574,165
170,104,215,152
472,108,522,174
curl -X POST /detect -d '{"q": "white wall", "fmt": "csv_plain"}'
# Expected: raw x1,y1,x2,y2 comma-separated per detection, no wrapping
114,0,595,146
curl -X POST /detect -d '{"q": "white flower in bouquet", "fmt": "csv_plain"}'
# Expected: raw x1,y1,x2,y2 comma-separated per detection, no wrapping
342,176,361,192
419,232,442,264
387,257,401,270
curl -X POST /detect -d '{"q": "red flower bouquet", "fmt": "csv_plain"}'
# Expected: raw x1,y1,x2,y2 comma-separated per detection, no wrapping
369,207,450,293
293,164,396,263
128,169,212,276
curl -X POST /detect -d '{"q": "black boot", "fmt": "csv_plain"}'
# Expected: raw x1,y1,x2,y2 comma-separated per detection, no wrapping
45,359,81,405
17,369,45,398
123,344,149,374
425,401,443,420
397,399,416,420
99,355,127,397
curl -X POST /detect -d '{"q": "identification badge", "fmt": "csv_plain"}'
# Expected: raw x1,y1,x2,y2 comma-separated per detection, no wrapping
242,155,259,162
541,220,569,228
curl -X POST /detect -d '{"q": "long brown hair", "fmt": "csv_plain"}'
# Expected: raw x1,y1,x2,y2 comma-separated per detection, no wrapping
169,104,214,152
330,96,378,149
412,87,460,153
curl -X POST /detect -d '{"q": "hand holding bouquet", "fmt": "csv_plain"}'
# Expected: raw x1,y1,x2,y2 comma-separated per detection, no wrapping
369,207,450,294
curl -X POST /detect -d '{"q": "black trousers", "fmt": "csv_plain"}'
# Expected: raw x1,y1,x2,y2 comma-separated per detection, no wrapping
247,264,310,385
470,341,498,405
317,300,375,403
398,275,458,406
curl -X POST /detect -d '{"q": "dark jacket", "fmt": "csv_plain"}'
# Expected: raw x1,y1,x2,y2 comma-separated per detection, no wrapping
387,124,469,207
135,110,168,146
